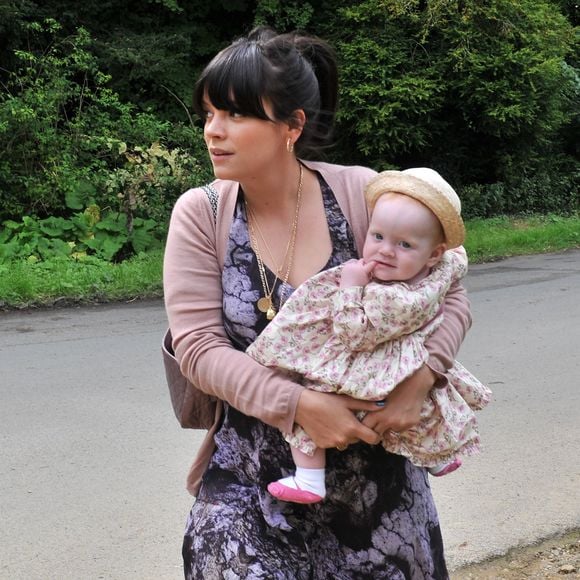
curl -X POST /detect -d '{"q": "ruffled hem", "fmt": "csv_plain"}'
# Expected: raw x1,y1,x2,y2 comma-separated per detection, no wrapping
384,437,482,468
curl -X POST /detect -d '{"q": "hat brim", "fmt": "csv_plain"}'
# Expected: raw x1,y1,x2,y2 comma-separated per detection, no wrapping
365,172,465,249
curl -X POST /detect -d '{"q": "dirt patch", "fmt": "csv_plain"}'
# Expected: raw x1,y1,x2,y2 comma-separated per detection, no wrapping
452,530,580,579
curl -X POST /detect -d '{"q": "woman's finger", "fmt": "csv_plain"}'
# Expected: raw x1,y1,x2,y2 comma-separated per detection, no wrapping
342,396,387,413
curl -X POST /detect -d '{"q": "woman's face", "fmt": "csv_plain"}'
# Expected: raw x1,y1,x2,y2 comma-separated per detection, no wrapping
201,94,290,182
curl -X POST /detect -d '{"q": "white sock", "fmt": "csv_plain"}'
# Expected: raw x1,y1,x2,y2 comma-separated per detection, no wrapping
278,467,326,498
428,462,447,475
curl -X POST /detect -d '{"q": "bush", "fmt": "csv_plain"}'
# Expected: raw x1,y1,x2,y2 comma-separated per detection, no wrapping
0,19,211,224
460,165,579,219
318,0,577,185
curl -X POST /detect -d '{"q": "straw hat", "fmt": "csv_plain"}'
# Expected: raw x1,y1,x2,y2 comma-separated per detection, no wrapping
364,167,465,249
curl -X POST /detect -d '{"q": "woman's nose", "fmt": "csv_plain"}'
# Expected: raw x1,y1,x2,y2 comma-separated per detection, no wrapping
205,113,225,139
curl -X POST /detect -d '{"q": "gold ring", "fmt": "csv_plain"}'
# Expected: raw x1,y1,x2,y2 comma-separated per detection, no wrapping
336,444,347,451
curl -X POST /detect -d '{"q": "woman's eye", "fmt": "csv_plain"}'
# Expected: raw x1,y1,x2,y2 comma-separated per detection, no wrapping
231,110,244,118
203,110,213,120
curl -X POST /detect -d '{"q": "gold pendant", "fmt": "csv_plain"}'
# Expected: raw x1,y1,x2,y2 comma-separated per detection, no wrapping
257,296,272,313
266,306,276,320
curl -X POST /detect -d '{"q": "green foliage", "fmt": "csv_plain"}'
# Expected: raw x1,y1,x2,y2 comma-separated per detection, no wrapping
440,0,577,176
0,21,97,216
16,0,255,121
319,0,578,190
317,1,446,165
0,19,210,229
460,159,579,219
0,1,578,260
254,0,315,30
0,206,164,264
103,140,208,226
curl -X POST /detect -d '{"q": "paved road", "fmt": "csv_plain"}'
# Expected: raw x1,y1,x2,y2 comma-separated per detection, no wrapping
1,249,579,579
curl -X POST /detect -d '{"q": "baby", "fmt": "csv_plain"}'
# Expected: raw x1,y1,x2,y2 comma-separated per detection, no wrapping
248,168,491,504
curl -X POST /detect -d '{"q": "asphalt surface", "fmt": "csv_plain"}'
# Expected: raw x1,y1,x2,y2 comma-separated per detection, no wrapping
1,249,579,579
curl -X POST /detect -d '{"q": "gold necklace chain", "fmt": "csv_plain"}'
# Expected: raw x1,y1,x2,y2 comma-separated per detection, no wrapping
246,164,303,320
249,212,288,276
247,221,277,318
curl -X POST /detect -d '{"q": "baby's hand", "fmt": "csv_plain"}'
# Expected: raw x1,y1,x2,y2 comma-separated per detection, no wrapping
340,259,376,288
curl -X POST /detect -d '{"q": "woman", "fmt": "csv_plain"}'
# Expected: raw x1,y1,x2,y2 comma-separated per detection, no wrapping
164,26,471,579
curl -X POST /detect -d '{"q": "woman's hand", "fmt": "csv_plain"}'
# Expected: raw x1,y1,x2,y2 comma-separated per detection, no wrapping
361,365,436,437
294,390,382,449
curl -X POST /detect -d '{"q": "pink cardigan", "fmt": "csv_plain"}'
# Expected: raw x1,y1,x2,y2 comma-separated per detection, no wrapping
163,159,472,495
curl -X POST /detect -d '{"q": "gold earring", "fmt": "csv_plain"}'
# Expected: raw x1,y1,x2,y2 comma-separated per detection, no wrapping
287,138,294,153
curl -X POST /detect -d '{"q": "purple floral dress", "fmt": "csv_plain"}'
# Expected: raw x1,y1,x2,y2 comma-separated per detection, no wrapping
182,177,449,580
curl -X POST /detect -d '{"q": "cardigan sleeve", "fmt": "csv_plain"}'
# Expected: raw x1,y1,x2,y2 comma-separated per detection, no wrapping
424,280,472,378
163,187,303,434
421,247,472,378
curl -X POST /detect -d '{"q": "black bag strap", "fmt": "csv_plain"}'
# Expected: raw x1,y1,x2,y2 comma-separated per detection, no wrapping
201,184,219,223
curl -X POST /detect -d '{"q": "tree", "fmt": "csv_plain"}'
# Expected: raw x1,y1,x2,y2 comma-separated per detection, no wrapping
316,0,577,187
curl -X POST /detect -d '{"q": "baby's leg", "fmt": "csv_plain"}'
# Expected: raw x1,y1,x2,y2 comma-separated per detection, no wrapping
291,445,325,469
267,429,326,504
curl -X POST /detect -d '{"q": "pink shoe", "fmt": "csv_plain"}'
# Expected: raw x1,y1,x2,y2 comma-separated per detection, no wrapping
429,458,462,477
267,480,323,504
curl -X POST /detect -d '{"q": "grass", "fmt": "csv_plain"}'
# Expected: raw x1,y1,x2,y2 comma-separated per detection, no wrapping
0,250,163,309
0,213,578,309
465,214,580,263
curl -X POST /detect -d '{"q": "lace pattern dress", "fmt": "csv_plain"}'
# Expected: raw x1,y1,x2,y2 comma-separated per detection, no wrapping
182,176,449,580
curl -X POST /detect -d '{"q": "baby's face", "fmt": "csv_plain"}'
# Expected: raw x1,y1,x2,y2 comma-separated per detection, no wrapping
362,193,445,284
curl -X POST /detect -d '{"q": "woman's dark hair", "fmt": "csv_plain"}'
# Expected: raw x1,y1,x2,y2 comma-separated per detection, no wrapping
193,26,339,157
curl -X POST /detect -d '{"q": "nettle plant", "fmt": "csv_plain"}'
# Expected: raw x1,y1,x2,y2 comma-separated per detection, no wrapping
104,139,202,229
0,203,161,264
0,140,203,264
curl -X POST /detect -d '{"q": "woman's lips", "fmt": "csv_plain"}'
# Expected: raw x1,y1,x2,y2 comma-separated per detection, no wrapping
209,148,232,162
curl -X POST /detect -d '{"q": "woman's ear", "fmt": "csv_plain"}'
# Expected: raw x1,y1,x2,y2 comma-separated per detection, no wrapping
426,243,447,267
288,109,306,138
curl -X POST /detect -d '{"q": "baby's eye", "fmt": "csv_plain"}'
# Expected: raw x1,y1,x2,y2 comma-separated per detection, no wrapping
398,241,412,249
373,233,383,241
